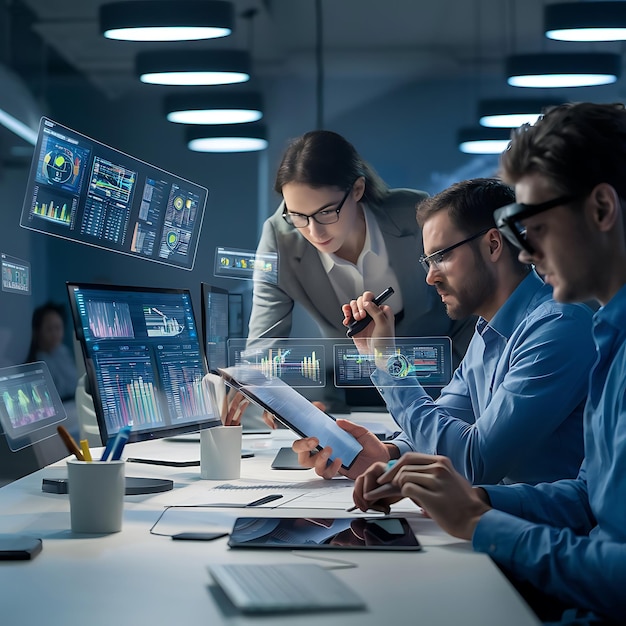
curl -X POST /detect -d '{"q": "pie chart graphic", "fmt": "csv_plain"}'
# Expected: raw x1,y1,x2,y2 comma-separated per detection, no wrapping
173,196,184,210
42,149,74,184
166,230,180,251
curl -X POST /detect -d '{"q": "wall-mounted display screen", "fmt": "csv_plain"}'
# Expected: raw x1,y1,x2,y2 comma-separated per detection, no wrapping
21,118,208,271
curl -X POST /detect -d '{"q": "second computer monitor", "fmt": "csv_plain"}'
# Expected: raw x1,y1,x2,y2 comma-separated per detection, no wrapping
201,282,230,372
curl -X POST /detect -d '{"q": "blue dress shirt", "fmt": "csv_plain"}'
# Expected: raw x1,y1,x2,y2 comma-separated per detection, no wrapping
473,284,626,623
373,271,595,485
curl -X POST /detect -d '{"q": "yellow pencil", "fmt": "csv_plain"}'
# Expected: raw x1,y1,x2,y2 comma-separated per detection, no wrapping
79,439,93,462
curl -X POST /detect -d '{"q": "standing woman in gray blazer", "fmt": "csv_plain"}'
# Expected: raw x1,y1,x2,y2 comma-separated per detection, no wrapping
249,130,474,375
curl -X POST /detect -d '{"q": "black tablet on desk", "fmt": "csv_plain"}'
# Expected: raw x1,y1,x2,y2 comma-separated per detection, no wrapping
216,366,363,470
228,516,422,551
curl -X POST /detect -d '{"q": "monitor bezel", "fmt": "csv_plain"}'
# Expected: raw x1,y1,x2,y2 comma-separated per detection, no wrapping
66,281,221,445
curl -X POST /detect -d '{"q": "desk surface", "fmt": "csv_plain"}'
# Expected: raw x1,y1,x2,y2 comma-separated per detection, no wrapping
0,428,540,626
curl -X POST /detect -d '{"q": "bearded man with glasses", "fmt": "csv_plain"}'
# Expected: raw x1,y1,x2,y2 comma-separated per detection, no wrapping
295,178,595,491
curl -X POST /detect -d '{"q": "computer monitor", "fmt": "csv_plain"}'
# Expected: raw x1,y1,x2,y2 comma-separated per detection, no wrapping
200,282,230,372
21,118,208,271
66,282,221,446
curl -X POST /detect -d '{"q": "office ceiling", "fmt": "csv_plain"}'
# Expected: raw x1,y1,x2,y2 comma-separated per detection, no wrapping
14,0,559,99
1,0,623,166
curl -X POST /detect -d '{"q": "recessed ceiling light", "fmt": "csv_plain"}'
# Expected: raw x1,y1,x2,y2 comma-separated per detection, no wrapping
458,127,511,154
164,92,263,125
101,1,234,42
186,124,268,153
136,50,250,86
478,98,564,128
506,53,620,88
545,1,626,42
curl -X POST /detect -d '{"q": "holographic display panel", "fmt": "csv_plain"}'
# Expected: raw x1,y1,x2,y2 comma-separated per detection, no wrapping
21,118,208,270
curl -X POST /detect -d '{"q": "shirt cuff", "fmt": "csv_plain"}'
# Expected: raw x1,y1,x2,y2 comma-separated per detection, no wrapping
472,508,527,570
481,484,526,517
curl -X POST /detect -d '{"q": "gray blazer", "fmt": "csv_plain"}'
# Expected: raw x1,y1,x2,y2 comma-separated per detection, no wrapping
249,189,474,368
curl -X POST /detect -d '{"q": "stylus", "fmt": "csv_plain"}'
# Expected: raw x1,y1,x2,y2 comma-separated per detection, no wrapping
346,287,395,337
247,494,283,507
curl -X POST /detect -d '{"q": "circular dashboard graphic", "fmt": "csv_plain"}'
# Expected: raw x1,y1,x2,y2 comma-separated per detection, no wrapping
42,148,76,184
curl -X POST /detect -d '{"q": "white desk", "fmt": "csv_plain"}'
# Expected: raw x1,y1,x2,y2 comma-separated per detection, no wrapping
0,430,540,626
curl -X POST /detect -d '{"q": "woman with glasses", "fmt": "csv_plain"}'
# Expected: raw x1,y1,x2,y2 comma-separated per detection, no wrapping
248,130,474,388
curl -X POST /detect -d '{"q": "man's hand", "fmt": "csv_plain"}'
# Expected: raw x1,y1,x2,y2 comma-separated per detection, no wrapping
222,390,250,426
291,419,390,480
342,291,396,359
353,460,404,514
370,453,492,540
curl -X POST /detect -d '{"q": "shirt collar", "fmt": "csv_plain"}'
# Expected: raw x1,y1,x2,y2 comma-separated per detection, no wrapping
480,270,547,340
593,282,626,338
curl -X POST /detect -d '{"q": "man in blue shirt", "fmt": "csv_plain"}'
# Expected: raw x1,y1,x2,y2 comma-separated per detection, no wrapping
353,102,626,624
296,178,595,487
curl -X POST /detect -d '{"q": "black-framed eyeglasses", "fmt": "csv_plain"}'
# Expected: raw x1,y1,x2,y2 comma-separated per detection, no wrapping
282,186,352,228
494,194,578,254
419,228,491,273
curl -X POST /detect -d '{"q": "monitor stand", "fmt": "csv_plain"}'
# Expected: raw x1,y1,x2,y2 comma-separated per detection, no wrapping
42,476,173,495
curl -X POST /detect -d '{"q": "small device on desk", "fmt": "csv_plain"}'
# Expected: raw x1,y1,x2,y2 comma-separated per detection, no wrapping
228,516,422,550
0,536,43,561
271,446,311,470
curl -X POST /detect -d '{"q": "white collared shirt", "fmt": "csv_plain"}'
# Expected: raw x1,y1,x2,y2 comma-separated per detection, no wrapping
317,205,403,313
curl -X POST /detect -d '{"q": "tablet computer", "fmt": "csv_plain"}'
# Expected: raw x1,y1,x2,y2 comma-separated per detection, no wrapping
216,366,363,470
227,516,422,551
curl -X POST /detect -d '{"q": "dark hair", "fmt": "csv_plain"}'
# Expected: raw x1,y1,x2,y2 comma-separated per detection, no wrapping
274,130,389,206
500,102,626,198
25,302,67,363
416,178,526,268
417,178,515,232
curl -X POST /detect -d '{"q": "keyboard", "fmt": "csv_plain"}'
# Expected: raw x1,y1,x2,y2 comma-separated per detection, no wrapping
207,562,366,613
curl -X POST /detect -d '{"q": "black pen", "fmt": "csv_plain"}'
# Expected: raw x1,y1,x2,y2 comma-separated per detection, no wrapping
346,287,395,337
246,494,283,507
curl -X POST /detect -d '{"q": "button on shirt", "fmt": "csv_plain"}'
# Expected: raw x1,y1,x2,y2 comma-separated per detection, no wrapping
318,205,403,315
374,271,595,485
473,284,626,622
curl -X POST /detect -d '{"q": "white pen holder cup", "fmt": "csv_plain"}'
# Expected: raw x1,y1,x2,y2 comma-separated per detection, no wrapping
67,459,125,534
200,425,242,480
